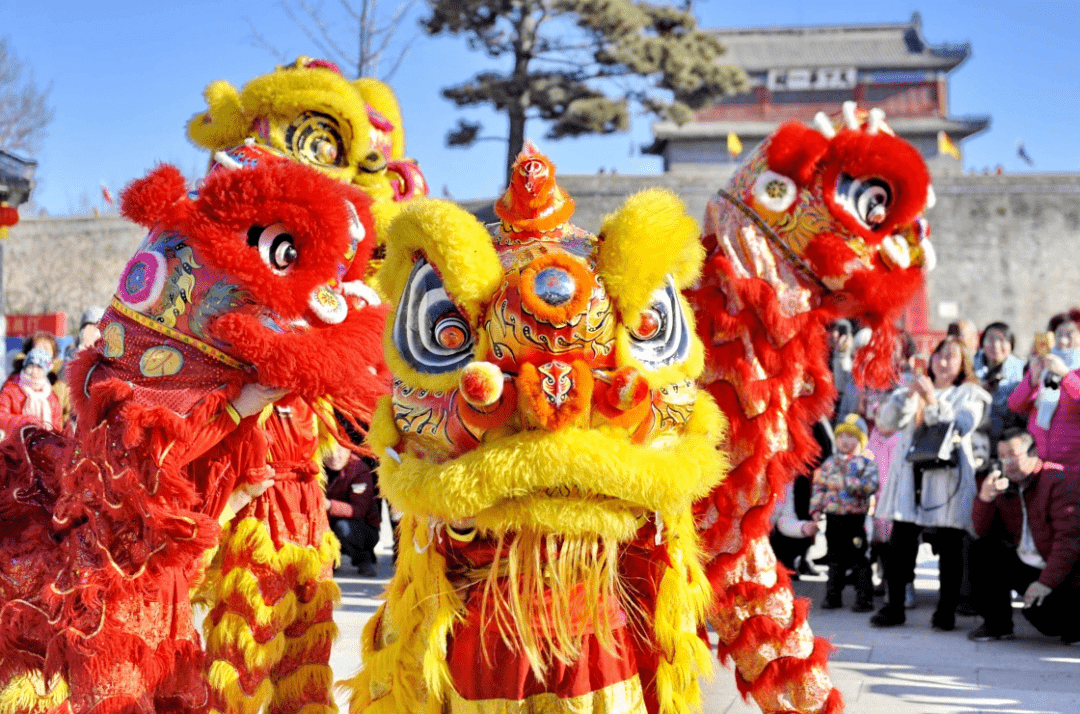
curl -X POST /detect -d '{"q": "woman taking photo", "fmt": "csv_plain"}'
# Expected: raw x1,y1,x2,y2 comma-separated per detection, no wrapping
1008,309,1080,470
870,336,991,630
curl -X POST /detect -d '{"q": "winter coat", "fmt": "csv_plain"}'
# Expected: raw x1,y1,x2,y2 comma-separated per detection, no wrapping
874,381,991,533
0,377,63,433
326,454,381,531
1008,369,1080,471
972,462,1080,589
974,351,1026,441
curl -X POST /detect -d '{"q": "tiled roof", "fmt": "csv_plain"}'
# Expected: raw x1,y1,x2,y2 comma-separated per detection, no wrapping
651,115,990,141
710,22,970,72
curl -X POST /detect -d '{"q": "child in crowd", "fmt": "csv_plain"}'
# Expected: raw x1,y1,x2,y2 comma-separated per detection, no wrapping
811,413,880,612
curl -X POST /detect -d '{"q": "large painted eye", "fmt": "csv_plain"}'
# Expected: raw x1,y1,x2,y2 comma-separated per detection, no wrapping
392,258,475,373
285,111,347,168
835,174,892,229
247,224,298,275
628,278,690,369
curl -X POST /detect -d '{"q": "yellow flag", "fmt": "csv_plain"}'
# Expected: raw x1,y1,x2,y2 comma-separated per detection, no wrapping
727,132,743,157
938,131,960,160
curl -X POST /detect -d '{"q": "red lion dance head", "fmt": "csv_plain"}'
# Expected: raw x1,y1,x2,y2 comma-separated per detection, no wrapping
705,102,934,387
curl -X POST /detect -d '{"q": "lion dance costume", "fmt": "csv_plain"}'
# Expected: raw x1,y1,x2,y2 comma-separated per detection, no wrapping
187,56,428,238
185,59,427,714
0,144,387,714
689,103,935,713
345,142,728,713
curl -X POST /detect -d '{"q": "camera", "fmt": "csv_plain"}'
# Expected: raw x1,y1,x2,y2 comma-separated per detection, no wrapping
989,459,1002,475
1044,373,1062,389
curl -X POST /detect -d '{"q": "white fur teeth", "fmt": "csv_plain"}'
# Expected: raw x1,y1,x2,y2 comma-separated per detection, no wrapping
920,238,937,272
879,235,912,270
342,280,382,308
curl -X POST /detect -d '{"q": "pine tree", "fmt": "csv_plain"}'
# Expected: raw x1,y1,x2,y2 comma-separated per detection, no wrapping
424,0,747,183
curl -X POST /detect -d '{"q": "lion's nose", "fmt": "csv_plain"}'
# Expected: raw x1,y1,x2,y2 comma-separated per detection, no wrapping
532,265,576,306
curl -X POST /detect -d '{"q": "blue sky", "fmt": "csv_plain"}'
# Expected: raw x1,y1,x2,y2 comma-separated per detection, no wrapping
2,0,1078,215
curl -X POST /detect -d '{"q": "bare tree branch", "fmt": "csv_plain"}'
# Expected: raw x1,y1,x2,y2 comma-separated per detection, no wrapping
250,0,419,80
0,37,54,157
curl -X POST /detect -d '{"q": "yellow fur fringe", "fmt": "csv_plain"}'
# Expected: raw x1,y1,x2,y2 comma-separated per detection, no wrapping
204,517,341,712
0,672,68,714
374,393,727,534
651,511,716,713
341,516,462,714
597,189,704,322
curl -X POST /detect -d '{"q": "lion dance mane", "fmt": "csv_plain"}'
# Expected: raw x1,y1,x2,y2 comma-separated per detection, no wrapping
346,142,728,713
689,102,935,713
0,145,388,714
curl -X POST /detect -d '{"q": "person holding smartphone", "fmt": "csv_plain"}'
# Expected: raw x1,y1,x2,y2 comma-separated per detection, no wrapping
1008,309,1080,470
967,428,1080,643
870,336,991,630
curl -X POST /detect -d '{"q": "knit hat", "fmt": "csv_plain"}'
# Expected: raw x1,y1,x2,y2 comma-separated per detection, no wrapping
834,413,868,449
24,347,52,371
80,305,106,329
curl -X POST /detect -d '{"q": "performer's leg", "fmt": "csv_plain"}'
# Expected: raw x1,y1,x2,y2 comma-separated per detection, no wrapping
932,527,965,631
203,518,289,714
267,529,339,714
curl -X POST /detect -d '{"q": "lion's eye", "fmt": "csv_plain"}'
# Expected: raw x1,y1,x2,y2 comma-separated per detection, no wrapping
392,258,474,373
247,224,298,275
285,111,347,168
631,308,662,340
835,174,892,229
628,278,690,369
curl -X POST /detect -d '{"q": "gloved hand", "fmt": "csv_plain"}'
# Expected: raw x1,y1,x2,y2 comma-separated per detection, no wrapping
226,478,275,514
231,383,289,418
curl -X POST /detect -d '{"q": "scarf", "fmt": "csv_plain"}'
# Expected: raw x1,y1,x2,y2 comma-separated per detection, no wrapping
1035,348,1080,429
18,370,53,428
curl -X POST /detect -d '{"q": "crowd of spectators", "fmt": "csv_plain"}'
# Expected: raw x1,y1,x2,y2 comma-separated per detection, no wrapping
772,309,1080,648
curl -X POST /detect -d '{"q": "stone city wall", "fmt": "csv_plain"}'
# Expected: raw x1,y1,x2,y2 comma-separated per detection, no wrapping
8,171,1080,356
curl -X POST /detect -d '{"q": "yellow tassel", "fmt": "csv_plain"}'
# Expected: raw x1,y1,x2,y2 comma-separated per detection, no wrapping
207,660,275,714
205,612,289,671
651,511,715,713
0,672,68,714
341,516,463,713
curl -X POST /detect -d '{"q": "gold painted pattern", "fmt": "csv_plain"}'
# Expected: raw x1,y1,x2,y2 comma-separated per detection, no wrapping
111,298,251,371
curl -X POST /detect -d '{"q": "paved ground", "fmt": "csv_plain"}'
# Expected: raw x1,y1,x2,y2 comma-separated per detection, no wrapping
327,530,1080,713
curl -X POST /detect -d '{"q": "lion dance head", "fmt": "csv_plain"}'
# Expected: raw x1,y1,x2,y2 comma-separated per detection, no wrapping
87,143,389,417
187,57,427,236
352,144,726,711
705,101,935,387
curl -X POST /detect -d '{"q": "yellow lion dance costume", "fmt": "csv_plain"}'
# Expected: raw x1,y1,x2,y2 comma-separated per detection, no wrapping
188,56,428,236
344,142,727,713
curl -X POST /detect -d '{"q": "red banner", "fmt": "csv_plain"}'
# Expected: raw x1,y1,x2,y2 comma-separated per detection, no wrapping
6,313,67,337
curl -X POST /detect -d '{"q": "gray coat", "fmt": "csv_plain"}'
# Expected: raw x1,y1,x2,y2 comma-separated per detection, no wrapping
874,381,992,533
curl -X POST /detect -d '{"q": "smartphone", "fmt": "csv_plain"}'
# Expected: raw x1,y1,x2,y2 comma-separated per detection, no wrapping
912,354,929,377
1034,331,1054,356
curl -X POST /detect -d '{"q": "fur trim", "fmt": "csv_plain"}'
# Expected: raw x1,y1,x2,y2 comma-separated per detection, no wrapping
187,80,248,150
120,164,191,226
597,189,703,323
650,512,716,713
340,516,462,713
379,199,503,325
376,394,726,534
0,672,68,714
